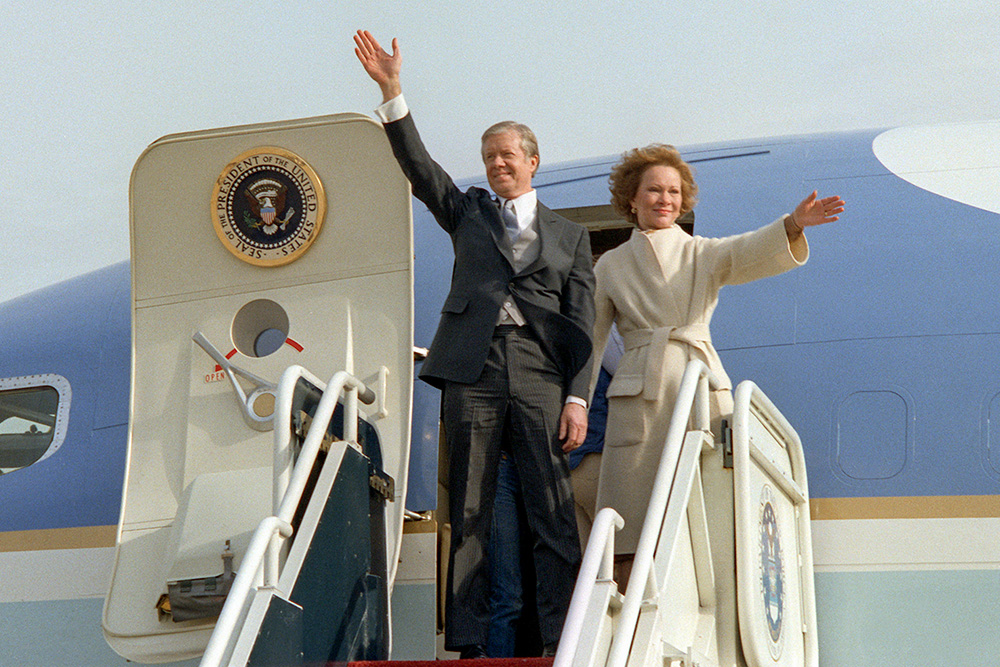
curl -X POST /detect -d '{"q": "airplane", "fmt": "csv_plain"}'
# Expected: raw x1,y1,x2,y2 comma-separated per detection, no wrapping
1,114,999,667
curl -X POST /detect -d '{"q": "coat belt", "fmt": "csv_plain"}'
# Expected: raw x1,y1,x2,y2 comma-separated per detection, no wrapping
619,323,730,396
621,323,712,352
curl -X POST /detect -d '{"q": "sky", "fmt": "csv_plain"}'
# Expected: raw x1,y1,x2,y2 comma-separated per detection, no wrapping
2,1,999,303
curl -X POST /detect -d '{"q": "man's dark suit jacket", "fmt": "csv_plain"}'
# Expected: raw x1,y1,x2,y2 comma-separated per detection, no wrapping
383,113,595,397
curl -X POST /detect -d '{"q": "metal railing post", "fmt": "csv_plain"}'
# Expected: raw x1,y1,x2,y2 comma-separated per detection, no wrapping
554,507,624,667
200,516,293,667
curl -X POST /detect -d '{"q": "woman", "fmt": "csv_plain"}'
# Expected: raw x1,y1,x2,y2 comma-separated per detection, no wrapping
590,144,843,568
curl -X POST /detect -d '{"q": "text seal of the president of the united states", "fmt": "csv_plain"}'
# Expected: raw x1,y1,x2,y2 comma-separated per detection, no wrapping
212,146,325,266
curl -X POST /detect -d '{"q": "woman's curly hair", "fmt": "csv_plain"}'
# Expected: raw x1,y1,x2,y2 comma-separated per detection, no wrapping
609,144,698,226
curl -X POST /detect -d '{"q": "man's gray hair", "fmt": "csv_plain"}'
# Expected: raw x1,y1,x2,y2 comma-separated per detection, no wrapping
481,121,540,165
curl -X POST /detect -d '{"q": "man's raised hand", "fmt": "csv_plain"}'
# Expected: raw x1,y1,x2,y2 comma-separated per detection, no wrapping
354,30,402,102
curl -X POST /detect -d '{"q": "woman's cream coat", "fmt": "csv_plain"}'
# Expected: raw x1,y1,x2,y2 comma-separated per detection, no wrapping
591,216,808,554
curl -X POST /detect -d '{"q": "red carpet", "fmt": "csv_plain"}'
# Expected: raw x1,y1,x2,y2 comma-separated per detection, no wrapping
347,658,554,667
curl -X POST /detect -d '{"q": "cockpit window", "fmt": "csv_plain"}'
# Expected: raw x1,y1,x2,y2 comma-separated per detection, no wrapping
0,375,71,475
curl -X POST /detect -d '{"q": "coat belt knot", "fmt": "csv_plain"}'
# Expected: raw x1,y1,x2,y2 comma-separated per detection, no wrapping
618,324,731,398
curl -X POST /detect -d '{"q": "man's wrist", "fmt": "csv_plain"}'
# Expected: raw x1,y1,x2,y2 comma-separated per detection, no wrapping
380,80,402,104
565,395,587,409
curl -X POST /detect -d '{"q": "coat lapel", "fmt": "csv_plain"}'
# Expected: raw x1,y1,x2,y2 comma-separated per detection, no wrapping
485,194,516,268
518,203,564,276
630,228,687,323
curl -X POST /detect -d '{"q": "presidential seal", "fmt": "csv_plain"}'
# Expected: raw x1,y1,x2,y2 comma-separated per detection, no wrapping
212,147,325,266
759,484,785,660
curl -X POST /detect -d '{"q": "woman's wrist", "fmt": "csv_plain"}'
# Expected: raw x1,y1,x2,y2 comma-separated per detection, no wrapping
784,213,804,239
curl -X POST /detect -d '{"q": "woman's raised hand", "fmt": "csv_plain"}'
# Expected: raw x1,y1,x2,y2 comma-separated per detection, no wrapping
791,190,845,229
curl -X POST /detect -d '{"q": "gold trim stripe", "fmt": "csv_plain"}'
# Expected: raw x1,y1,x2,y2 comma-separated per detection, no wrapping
0,525,117,553
4,497,998,552
810,495,1000,520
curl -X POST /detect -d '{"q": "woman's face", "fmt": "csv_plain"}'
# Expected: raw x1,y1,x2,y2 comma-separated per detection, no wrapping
630,165,683,231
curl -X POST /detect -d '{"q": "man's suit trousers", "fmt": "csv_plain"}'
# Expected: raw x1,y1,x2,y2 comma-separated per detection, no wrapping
442,325,581,649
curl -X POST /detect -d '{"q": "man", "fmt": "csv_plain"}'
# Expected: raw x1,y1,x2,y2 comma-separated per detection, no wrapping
354,31,595,658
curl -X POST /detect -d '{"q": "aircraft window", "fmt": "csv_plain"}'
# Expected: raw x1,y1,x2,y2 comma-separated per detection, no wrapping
0,375,71,476
835,389,909,480
983,392,1000,476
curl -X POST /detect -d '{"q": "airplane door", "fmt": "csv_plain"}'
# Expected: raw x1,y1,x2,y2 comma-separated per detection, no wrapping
732,381,818,667
102,113,412,663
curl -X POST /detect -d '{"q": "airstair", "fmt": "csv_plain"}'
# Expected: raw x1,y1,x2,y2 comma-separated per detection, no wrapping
556,361,818,667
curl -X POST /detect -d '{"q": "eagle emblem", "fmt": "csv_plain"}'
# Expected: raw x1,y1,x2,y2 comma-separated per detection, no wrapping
244,178,296,235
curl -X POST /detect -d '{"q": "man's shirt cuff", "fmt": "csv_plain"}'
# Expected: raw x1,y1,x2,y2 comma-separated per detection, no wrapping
375,94,408,124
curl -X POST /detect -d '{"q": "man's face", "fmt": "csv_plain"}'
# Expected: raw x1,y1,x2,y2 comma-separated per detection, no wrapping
482,131,538,199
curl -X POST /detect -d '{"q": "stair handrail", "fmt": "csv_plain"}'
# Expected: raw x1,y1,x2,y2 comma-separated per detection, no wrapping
271,366,376,517
272,365,325,517
554,506,624,667
200,365,376,667
605,360,718,667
